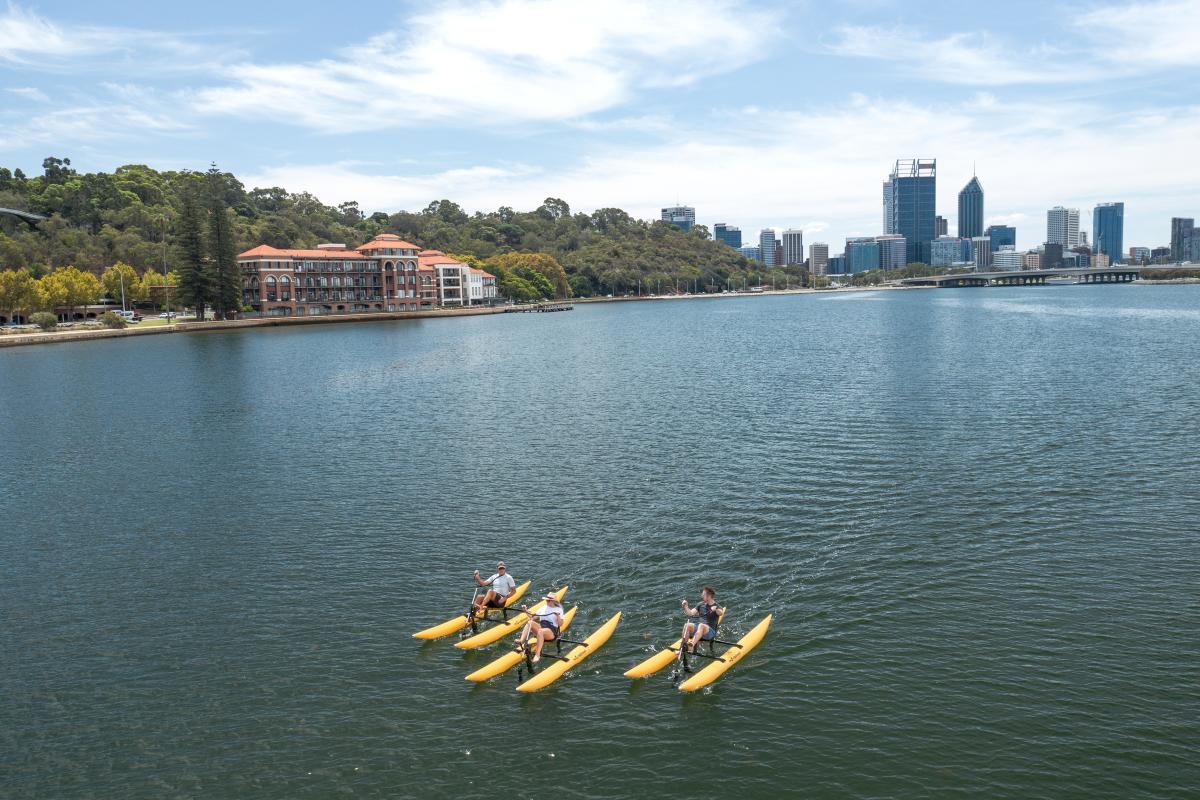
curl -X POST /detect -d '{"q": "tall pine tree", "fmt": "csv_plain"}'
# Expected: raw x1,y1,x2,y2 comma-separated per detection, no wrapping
205,164,240,319
175,175,210,320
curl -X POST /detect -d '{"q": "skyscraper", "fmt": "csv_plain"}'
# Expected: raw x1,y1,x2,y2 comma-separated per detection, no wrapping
888,159,937,263
883,180,894,233
782,229,804,265
714,223,742,249
985,224,1015,251
759,229,777,267
935,215,948,236
876,235,907,270
1171,217,1194,262
1093,202,1125,264
957,176,984,239
809,243,830,275
661,205,695,231
1047,207,1080,247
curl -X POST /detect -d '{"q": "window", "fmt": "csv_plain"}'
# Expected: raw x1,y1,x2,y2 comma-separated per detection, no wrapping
266,276,276,287
280,275,290,286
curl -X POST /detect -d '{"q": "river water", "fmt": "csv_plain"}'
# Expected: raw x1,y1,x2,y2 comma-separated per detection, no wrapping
2,286,1198,799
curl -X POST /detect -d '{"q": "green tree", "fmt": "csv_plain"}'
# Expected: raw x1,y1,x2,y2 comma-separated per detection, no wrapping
101,262,143,307
205,165,240,319
175,178,210,319
41,266,100,320
0,269,40,322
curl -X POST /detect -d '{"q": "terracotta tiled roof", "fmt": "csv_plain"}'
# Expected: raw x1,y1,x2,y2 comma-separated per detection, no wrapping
358,236,420,251
238,245,378,259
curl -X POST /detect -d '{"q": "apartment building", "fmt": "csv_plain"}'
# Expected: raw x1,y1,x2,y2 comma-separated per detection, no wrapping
238,234,495,316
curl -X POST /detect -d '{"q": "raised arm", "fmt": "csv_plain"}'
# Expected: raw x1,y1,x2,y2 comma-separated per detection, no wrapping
473,569,491,587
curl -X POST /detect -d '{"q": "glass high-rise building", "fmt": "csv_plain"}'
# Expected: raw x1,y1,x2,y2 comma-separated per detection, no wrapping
737,244,761,262
1171,217,1194,262
1047,207,1080,248
876,235,907,270
714,223,742,249
957,176,984,239
985,224,1015,251
888,159,936,264
931,236,967,267
882,180,895,233
759,229,777,267
846,237,881,273
661,205,695,231
935,215,948,236
1093,202,1125,264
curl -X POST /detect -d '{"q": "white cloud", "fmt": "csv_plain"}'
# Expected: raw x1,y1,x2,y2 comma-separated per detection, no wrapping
0,100,188,150
1076,0,1200,66
824,25,1084,85
5,86,48,102
825,2,1200,86
195,0,773,131
0,2,243,71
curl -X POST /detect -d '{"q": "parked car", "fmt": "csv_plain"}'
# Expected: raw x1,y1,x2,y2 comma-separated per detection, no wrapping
158,311,177,319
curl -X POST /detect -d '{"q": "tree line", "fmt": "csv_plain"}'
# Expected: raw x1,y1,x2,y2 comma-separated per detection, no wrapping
1,157,789,312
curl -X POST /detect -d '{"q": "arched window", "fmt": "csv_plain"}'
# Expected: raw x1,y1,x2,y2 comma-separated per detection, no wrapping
280,275,290,286
265,276,276,287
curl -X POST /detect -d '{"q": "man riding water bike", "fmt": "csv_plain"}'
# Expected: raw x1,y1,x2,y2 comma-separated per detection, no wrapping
469,562,516,623
681,586,720,654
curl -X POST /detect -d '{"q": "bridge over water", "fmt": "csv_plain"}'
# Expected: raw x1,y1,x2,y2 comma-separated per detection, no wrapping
900,267,1140,288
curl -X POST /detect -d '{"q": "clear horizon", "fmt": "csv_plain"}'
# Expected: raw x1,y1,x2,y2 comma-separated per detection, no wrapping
2,0,1198,252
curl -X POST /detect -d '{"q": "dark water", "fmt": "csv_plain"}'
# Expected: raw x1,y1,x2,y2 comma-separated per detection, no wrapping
2,286,1198,799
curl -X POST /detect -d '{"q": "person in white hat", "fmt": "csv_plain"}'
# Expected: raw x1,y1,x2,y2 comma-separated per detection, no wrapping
517,594,563,663
469,561,516,623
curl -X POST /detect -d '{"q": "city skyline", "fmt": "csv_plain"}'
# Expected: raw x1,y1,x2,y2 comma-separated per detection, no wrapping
2,1,1199,251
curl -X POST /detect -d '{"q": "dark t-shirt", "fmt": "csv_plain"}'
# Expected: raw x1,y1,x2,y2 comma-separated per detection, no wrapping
697,602,719,630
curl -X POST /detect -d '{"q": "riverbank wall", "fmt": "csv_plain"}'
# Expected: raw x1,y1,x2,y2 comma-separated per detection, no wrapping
0,306,507,349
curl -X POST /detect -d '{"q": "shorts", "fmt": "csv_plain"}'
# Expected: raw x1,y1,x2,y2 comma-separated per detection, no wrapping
692,623,716,641
535,620,559,638
485,594,508,609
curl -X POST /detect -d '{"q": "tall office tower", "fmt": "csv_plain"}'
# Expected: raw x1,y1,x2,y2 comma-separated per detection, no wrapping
714,223,742,248
1171,217,1194,262
970,236,993,269
1093,202,1125,264
661,205,696,231
809,242,830,275
876,235,907,270
759,229,777,267
889,159,937,263
1047,206,1081,247
883,180,895,233
935,215,948,236
782,229,805,265
1043,243,1065,268
957,176,984,239
985,224,1015,251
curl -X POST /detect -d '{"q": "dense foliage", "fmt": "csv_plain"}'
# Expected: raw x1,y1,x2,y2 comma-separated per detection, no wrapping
1,158,789,302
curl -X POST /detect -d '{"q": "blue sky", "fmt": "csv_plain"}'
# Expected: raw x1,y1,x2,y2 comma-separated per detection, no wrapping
2,0,1198,251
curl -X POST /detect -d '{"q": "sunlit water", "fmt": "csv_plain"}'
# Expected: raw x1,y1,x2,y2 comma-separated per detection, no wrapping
2,285,1198,799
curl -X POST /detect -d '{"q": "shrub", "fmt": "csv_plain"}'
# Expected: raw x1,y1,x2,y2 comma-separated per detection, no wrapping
30,312,58,331
99,311,128,329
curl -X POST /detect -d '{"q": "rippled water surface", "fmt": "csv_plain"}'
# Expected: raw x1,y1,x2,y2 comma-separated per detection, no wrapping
2,286,1198,799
